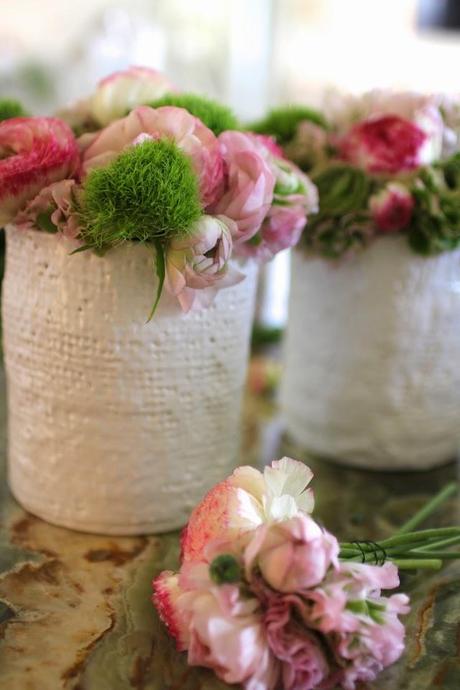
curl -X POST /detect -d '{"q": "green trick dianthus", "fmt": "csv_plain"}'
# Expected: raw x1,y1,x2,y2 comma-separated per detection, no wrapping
250,105,327,145
79,139,202,250
0,99,27,121
148,92,240,135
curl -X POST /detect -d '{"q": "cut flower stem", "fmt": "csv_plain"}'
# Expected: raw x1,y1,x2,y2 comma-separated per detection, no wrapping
339,483,459,570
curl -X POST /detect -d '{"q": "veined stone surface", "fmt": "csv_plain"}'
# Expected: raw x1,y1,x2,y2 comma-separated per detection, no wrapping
281,237,460,470
2,228,258,534
0,370,458,690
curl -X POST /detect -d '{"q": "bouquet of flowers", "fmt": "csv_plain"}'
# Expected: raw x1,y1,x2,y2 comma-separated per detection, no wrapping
0,66,318,314
253,91,460,258
153,458,459,690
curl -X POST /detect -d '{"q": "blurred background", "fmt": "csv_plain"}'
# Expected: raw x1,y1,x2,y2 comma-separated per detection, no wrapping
2,0,459,326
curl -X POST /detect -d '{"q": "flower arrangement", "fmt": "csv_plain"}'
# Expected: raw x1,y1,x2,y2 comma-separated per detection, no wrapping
0,67,318,313
153,458,459,690
252,91,460,258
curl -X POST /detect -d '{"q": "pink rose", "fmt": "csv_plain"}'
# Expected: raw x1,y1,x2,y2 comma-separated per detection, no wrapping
369,182,414,232
0,117,79,225
153,564,279,690
14,179,81,239
90,66,174,127
181,457,314,564
82,105,224,206
211,131,275,242
244,515,339,593
165,214,244,312
265,596,330,690
338,114,427,173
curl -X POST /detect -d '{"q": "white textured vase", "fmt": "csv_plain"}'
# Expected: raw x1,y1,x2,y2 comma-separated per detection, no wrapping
281,236,460,470
2,228,258,534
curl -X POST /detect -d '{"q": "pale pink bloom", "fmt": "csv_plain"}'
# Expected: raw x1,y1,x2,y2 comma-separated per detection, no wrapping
237,158,318,260
82,105,224,206
165,214,243,313
153,563,279,690
265,595,330,690
181,457,315,564
14,179,81,239
90,66,174,126
0,117,79,226
369,182,414,233
244,514,339,593
285,119,329,169
211,131,275,242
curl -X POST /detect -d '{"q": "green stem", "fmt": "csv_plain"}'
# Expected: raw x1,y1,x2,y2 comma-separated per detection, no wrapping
416,535,460,552
396,483,458,535
390,558,443,570
379,527,460,549
396,550,460,560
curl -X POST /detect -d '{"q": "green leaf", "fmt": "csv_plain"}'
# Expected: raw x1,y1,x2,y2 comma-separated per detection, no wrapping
36,210,58,234
146,240,166,322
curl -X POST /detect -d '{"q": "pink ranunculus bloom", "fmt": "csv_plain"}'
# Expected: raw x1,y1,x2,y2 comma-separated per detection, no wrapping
244,514,339,593
90,66,175,127
82,105,224,206
237,157,318,260
211,130,276,243
338,114,427,174
181,457,315,564
369,182,414,233
265,595,331,690
153,563,280,690
165,214,244,312
0,117,80,226
14,179,81,239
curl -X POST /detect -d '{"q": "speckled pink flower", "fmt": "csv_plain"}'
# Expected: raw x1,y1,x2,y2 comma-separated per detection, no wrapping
0,117,79,225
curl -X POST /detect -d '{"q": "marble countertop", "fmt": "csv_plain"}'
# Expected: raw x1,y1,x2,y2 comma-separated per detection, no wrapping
0,364,459,690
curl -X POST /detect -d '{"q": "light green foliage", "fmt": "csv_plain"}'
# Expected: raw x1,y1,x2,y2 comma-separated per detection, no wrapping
250,105,327,145
0,99,27,121
79,139,202,251
148,92,240,135
408,160,460,255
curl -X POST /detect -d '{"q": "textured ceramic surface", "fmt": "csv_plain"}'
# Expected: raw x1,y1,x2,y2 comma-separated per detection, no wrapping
0,366,459,690
2,228,258,534
281,237,460,470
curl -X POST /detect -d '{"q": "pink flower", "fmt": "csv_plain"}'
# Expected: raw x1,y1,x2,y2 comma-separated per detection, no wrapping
244,515,339,593
237,157,318,260
165,214,244,312
82,105,224,206
338,114,427,173
211,131,275,242
153,564,279,690
181,457,314,564
306,561,409,690
0,117,79,225
265,596,330,690
14,179,81,239
369,182,414,232
90,66,174,126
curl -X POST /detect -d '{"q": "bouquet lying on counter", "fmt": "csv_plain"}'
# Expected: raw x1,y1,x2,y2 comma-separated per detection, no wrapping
0,66,317,313
153,458,459,690
253,91,460,259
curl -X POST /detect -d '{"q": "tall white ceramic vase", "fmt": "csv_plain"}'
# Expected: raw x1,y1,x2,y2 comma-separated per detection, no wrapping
2,227,258,534
281,236,460,470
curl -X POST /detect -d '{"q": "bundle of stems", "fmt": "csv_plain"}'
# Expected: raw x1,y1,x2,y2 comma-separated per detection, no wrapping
339,483,460,570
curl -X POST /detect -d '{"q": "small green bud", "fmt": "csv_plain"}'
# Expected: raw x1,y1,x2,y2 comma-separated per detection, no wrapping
209,554,242,585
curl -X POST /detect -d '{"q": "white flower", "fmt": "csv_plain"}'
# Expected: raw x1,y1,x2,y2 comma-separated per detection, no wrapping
181,457,315,563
